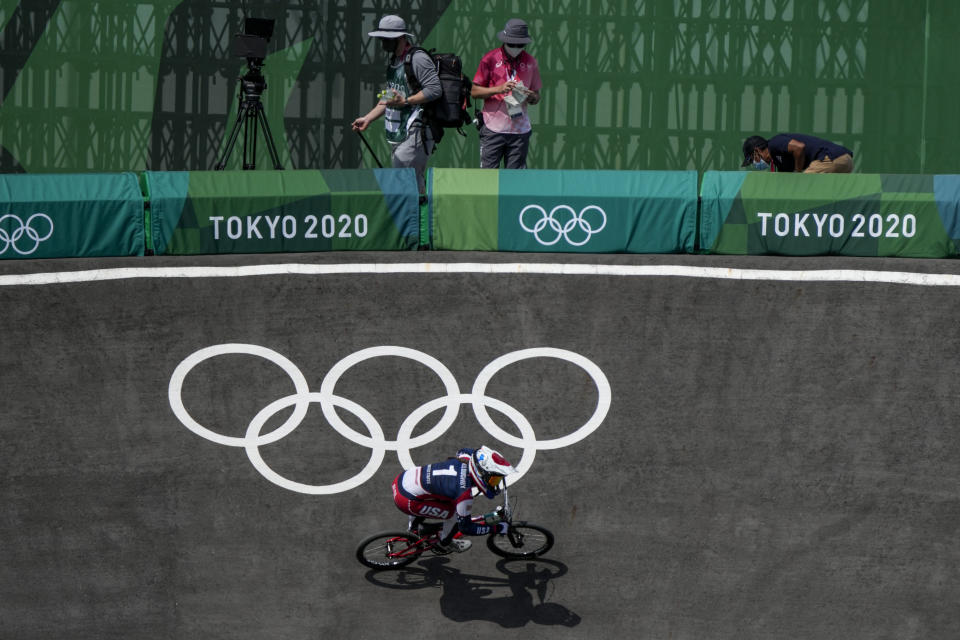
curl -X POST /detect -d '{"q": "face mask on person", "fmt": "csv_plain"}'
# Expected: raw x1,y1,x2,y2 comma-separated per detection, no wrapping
380,38,398,54
503,45,524,58
752,159,770,171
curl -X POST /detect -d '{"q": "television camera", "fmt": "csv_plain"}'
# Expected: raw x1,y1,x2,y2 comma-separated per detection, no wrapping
214,17,284,170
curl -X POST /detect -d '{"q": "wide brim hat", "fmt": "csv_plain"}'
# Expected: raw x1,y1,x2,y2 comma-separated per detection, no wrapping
368,15,412,39
497,18,533,45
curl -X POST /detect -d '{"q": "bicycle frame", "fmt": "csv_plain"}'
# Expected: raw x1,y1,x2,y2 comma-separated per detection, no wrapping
382,532,440,561
357,480,554,569
384,492,509,562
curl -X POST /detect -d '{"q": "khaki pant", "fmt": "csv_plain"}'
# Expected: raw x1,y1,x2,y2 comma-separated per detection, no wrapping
804,153,854,174
391,124,435,195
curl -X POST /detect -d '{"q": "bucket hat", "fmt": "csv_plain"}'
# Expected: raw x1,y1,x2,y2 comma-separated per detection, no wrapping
740,135,768,166
497,18,533,45
368,15,412,39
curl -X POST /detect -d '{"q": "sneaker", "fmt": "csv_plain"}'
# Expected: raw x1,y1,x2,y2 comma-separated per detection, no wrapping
436,537,472,553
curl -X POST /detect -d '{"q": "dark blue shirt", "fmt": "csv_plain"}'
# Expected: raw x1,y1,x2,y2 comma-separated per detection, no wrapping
767,134,853,172
416,458,472,500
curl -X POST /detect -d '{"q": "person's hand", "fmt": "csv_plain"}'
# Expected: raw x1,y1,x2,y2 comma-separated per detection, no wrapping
527,90,540,105
498,80,517,94
495,522,509,534
351,117,369,132
383,94,407,108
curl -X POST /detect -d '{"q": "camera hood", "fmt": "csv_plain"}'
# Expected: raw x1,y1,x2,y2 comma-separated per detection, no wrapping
232,17,275,61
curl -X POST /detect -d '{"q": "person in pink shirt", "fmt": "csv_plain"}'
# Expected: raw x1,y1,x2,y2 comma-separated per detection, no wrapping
470,18,542,169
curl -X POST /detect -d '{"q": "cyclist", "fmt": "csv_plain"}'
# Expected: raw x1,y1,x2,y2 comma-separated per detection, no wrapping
392,445,514,553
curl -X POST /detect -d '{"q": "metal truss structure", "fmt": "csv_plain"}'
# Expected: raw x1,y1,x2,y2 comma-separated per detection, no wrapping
0,1,955,173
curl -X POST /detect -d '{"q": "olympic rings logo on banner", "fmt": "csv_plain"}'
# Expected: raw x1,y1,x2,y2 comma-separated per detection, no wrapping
168,344,612,495
519,204,607,247
0,213,54,256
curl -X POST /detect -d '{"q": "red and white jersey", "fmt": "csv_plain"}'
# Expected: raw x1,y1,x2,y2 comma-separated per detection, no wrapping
472,47,542,135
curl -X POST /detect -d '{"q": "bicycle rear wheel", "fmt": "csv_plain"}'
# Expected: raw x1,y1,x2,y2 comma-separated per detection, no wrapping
357,531,420,569
487,522,554,558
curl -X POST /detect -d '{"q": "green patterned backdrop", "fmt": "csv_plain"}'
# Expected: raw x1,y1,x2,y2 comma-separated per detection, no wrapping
1,1,957,174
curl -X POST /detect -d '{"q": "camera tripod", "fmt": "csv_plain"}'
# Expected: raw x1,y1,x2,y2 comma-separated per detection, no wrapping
214,64,283,170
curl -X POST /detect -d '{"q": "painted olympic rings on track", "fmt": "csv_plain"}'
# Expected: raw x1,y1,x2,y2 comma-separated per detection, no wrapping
519,205,607,246
0,213,54,256
168,344,612,495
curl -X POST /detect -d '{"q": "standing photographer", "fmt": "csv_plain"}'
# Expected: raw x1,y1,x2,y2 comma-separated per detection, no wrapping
351,15,441,196
470,18,542,169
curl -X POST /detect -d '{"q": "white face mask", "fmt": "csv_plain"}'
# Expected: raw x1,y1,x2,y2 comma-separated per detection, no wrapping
504,45,524,58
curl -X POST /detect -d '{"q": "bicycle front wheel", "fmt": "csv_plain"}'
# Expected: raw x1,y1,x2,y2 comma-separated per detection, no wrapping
357,531,420,570
487,522,554,558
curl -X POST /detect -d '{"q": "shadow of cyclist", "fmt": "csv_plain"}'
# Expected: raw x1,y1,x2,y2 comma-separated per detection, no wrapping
363,555,580,628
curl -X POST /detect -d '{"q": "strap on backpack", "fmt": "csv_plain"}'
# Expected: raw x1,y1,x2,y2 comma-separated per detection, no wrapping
402,47,445,149
403,47,434,94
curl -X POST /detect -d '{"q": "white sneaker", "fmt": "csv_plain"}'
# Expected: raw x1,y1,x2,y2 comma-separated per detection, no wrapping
437,537,472,553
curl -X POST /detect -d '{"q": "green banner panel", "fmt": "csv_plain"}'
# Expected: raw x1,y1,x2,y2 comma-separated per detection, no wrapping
431,169,501,251
430,169,697,253
0,172,144,259
147,169,420,255
700,172,960,258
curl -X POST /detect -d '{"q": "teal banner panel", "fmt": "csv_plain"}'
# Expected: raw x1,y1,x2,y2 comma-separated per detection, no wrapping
0,172,144,259
933,175,960,247
431,169,698,253
147,169,420,255
700,172,960,258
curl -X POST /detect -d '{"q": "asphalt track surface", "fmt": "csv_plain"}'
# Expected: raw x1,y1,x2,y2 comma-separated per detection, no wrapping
2,252,960,639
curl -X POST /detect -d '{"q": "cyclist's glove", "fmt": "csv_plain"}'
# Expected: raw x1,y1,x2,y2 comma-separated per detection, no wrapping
494,522,509,534
480,485,500,500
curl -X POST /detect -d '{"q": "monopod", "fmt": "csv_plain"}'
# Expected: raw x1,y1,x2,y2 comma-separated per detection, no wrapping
356,129,384,168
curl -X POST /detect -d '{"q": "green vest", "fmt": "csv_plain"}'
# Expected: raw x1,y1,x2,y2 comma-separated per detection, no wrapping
384,57,420,144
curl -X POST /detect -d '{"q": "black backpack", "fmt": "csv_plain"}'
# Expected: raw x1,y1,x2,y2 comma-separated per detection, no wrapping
403,47,473,142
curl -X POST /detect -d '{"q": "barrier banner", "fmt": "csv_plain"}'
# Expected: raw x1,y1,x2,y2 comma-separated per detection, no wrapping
700,172,960,258
0,172,144,259
430,169,698,253
147,169,420,255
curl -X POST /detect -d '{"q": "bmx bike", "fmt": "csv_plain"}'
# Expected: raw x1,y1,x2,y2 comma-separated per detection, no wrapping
356,485,554,570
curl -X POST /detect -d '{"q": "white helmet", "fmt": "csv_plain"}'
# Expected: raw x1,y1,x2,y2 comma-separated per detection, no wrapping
467,445,514,497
